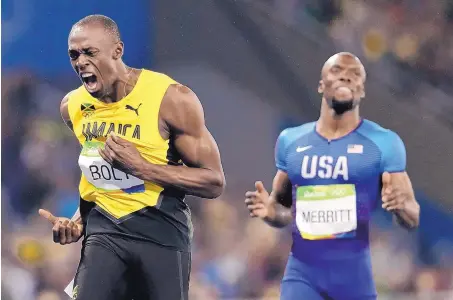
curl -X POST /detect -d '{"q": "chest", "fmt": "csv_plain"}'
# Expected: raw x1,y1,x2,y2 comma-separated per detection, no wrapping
285,137,381,185
73,102,156,146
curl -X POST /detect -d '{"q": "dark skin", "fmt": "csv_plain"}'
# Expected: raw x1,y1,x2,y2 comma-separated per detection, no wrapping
246,52,419,230
40,21,225,245
245,172,293,228
38,97,83,245
99,84,225,199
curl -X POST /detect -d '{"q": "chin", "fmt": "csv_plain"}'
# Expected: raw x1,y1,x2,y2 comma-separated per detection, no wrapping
85,85,104,97
87,89,103,99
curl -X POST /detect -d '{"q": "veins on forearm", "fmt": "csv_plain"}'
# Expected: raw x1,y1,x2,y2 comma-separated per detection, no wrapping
135,162,223,199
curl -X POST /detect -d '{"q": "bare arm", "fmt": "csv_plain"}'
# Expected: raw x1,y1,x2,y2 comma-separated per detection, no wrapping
60,93,73,132
245,170,293,228
382,172,420,230
60,93,83,226
264,171,293,228
133,84,225,199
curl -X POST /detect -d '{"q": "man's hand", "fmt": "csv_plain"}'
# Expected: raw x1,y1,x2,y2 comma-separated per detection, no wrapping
99,133,145,176
245,172,292,228
38,209,83,245
381,171,420,229
381,171,407,211
245,181,274,219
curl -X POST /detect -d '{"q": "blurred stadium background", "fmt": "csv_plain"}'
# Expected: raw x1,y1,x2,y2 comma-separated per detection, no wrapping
2,0,453,299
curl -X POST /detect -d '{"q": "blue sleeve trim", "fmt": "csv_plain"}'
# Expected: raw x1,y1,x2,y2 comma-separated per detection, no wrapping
276,165,287,172
275,129,289,171
383,169,406,174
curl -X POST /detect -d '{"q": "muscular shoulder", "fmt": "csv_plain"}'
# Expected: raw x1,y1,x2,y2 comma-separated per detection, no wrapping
275,122,314,171
161,84,204,134
358,119,406,172
60,91,74,116
60,90,76,130
163,84,199,105
358,119,404,149
277,122,315,147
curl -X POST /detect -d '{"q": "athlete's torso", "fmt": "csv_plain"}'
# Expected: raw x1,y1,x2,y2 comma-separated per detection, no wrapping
275,119,406,262
67,69,192,251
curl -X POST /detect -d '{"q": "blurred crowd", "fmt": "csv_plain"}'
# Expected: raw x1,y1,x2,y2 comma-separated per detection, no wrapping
326,0,453,127
269,0,453,127
327,0,453,92
2,73,453,299
298,0,453,91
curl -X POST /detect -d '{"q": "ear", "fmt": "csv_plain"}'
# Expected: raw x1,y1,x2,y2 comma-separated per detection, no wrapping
318,80,324,94
113,42,124,60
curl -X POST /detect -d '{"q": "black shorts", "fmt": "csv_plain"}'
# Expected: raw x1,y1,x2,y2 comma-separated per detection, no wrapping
72,234,191,300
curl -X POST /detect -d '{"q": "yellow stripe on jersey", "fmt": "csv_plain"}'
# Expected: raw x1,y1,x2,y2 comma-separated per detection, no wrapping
67,69,177,219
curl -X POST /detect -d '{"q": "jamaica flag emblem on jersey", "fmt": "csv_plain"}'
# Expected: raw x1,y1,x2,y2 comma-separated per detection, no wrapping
81,103,96,118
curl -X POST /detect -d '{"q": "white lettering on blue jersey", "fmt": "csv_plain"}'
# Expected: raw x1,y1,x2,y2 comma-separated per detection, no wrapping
301,155,349,180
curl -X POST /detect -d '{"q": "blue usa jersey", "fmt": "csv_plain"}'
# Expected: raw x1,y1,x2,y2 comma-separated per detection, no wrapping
275,119,406,261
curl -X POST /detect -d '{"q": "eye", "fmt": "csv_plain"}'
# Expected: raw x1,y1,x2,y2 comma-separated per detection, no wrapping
331,66,341,73
83,49,98,57
69,50,80,60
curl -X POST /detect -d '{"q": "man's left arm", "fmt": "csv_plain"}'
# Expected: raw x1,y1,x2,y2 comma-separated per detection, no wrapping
100,84,225,199
382,171,420,229
137,84,225,198
380,131,420,230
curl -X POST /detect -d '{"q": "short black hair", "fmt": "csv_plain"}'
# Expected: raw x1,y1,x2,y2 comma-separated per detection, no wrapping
72,14,121,41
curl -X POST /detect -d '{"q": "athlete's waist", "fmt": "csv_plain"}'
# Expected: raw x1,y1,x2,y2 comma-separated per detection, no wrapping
82,200,192,251
81,181,184,215
291,236,371,262
81,185,170,201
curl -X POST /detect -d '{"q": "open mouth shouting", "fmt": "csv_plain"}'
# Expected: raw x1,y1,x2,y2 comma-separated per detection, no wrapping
80,72,98,92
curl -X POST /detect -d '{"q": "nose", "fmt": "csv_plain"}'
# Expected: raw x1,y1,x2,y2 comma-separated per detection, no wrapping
76,55,89,71
339,77,351,83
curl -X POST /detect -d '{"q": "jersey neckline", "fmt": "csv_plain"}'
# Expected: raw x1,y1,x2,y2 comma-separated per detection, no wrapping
313,118,364,142
83,68,145,108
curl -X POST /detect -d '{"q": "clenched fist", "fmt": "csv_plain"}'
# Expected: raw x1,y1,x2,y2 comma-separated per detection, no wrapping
39,209,83,245
381,171,408,211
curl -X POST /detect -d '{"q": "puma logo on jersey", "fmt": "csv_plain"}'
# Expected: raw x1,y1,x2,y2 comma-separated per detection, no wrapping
125,103,142,116
301,155,349,180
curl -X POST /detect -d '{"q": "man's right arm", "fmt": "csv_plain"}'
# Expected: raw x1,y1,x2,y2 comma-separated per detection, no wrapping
38,93,83,244
60,93,74,132
60,93,79,224
246,129,293,227
263,128,293,228
263,170,293,228
245,170,293,228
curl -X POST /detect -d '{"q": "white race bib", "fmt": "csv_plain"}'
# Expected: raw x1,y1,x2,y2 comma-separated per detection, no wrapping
295,184,357,240
78,141,144,192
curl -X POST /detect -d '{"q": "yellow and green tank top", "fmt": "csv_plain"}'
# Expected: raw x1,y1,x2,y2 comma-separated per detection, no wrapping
67,69,192,250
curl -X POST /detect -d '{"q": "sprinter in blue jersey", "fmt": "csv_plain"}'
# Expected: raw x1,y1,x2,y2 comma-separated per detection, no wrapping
245,52,420,300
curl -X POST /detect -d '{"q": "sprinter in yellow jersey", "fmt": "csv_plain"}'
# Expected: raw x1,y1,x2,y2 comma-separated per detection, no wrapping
38,15,225,300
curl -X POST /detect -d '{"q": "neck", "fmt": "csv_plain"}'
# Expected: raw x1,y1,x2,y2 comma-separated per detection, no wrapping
316,98,361,140
99,63,135,103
